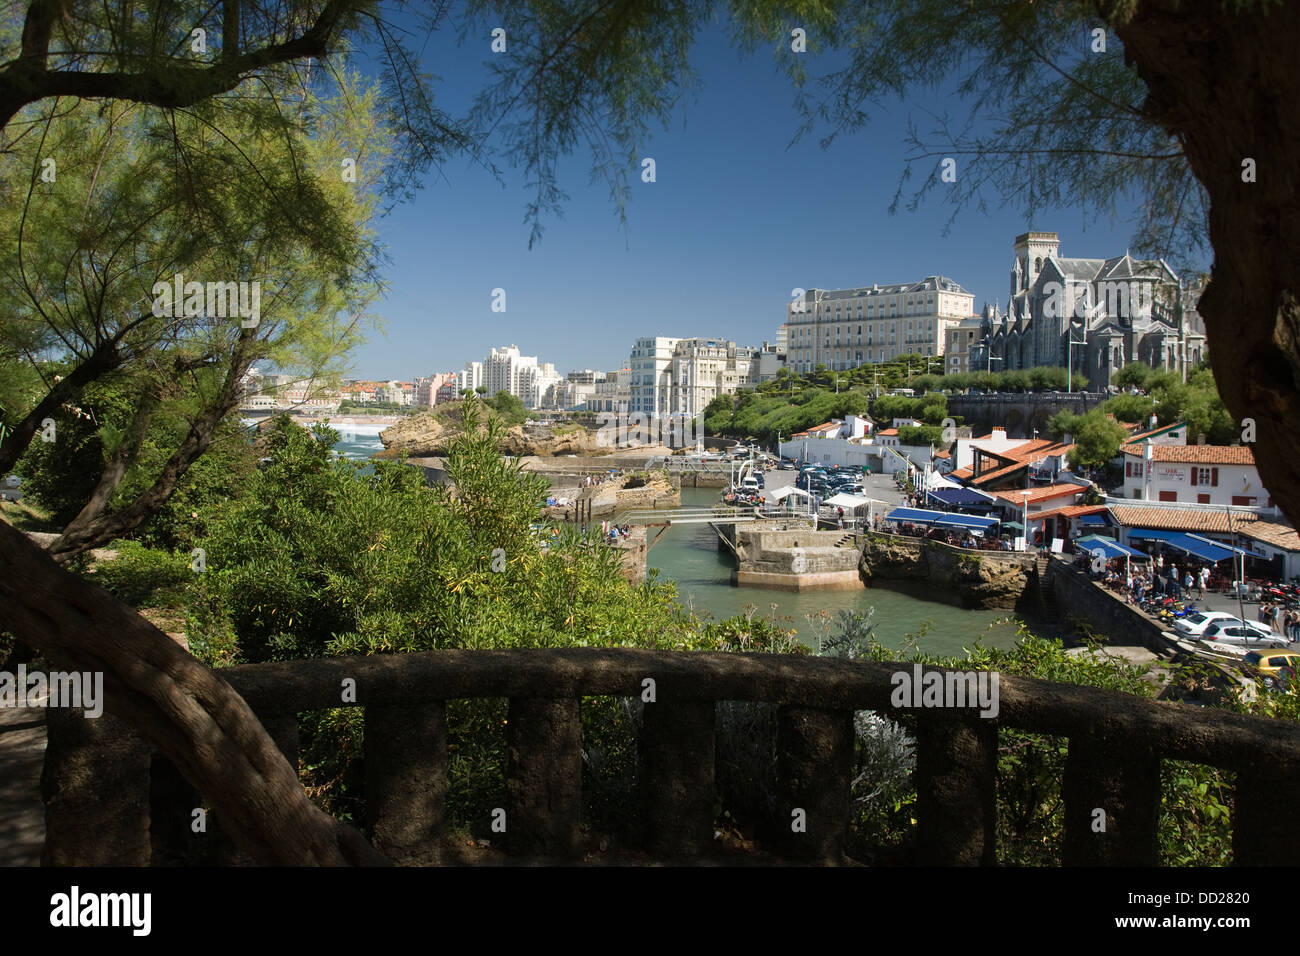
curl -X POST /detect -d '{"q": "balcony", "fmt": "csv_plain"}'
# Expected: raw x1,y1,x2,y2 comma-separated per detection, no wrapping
40,647,1300,866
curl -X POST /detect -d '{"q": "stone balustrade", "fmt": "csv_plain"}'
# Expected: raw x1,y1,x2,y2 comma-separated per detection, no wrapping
41,647,1300,866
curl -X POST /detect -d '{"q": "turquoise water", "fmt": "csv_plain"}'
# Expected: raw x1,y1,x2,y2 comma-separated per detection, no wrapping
642,488,1022,656
325,429,1022,659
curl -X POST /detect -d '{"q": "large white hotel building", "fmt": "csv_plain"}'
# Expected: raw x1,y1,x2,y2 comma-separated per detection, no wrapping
784,276,975,374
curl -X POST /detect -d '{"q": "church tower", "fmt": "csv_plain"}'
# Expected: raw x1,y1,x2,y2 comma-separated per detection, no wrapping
1012,231,1061,294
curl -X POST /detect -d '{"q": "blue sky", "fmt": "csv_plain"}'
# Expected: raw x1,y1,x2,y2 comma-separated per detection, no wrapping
351,15,1161,381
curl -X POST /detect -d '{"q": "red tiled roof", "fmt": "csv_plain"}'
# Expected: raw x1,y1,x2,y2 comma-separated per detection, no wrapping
1030,504,1110,522
877,428,899,436
933,449,951,459
1108,505,1262,533
1237,521,1300,552
990,483,1087,505
1121,444,1254,465
793,420,840,438
951,466,974,480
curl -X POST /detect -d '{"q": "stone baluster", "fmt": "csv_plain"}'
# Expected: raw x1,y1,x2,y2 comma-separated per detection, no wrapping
1062,734,1161,865
505,697,582,860
1232,771,1300,866
914,715,997,865
776,705,854,862
365,701,447,865
42,708,152,866
639,698,715,856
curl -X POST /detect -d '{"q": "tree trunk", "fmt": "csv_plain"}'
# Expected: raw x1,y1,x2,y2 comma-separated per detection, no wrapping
48,336,254,562
1112,0,1300,531
0,340,121,476
0,521,388,865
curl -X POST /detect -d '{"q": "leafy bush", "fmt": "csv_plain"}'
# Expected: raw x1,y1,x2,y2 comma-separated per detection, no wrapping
84,540,195,609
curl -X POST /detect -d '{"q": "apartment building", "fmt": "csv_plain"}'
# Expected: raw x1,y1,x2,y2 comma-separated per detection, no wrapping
785,276,973,374
628,336,759,421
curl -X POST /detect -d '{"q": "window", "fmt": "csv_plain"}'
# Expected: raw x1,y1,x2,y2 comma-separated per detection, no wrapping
1232,495,1255,506
1159,491,1177,502
1197,494,1211,504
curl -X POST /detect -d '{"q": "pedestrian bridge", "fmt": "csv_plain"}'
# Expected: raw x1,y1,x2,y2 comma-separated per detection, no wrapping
622,505,763,525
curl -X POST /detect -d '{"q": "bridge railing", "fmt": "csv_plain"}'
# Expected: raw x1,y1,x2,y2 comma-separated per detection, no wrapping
41,648,1300,866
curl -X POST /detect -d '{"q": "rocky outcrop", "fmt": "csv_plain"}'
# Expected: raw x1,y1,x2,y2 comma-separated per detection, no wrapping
544,472,678,520
377,404,613,458
858,532,1036,609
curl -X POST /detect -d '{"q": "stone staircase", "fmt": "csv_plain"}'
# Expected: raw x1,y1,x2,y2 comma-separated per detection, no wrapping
1037,554,1058,621
834,533,856,549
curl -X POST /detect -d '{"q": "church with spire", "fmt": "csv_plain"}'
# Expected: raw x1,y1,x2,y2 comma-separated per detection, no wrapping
969,231,1207,384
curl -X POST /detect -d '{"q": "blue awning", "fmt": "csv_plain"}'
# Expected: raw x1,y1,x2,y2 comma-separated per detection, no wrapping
1126,529,1180,542
1075,534,1146,559
1126,529,1239,563
933,513,1000,530
884,507,946,524
928,487,995,507
1078,514,1108,526
1185,533,1269,560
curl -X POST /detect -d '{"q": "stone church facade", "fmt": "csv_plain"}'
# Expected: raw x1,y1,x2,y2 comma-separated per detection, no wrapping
969,231,1207,386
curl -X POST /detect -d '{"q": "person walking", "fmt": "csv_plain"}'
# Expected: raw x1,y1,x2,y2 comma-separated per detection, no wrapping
1198,565,1209,598
1184,570,1194,599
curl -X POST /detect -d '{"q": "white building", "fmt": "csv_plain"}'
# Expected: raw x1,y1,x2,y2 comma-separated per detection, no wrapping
628,336,759,421
1121,444,1275,508
485,345,539,400
589,370,631,414
785,276,974,375
934,427,1024,475
458,362,483,395
628,336,680,418
520,362,562,409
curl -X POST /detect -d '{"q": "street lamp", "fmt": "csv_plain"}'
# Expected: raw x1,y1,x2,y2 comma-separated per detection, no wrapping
1021,489,1031,553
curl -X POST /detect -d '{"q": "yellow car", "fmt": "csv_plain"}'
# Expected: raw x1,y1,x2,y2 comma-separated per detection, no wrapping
1243,650,1300,689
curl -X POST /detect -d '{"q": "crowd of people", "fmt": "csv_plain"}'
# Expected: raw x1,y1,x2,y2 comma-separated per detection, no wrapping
1260,603,1300,640
872,513,1012,551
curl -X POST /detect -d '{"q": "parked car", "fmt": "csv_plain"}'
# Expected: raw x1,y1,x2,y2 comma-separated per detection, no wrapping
1173,610,1240,638
1242,650,1300,688
1201,618,1288,648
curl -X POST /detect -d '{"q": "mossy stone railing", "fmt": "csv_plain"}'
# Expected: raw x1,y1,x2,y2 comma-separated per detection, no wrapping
41,648,1300,865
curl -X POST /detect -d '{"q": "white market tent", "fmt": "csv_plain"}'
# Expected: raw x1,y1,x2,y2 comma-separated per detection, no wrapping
824,493,872,509
769,485,813,502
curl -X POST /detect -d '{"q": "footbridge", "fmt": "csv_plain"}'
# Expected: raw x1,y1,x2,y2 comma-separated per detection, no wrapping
622,505,763,525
